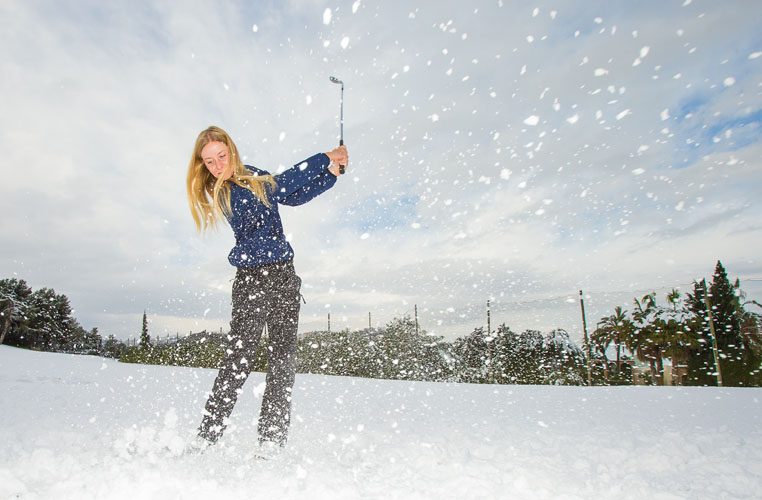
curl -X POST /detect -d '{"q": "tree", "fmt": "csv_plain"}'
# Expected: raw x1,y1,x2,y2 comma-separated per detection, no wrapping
103,335,126,358
0,298,12,345
1,279,32,347
630,293,667,385
592,306,634,384
140,311,151,350
734,282,762,383
590,323,612,382
452,327,490,383
541,329,586,385
685,261,761,386
516,329,546,384
297,329,378,378
487,324,522,384
1,277,105,355
375,315,447,381
22,288,76,351
658,290,698,386
75,327,103,354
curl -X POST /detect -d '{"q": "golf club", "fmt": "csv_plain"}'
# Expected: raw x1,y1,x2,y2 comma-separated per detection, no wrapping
329,76,345,174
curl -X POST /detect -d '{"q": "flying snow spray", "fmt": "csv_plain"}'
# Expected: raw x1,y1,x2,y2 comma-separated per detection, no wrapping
329,76,345,174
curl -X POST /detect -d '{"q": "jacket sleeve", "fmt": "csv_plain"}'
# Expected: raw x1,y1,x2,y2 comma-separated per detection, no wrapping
275,153,337,206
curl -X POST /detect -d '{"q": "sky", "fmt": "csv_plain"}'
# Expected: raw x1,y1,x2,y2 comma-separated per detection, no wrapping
1,0,761,343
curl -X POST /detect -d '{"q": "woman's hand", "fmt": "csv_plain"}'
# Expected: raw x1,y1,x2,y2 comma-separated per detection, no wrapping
327,145,348,176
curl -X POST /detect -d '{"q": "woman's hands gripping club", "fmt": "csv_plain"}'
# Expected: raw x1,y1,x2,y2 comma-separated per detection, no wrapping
327,145,348,177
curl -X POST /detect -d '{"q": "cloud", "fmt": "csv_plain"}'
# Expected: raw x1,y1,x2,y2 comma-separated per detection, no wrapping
1,0,760,342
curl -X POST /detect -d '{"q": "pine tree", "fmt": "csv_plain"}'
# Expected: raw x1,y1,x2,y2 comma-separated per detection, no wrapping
453,327,490,383
542,329,586,385
103,335,126,358
0,278,33,346
487,324,521,384
24,288,75,351
685,261,758,386
140,311,151,350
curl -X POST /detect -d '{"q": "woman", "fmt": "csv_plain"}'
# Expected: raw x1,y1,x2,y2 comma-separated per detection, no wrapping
187,125,347,449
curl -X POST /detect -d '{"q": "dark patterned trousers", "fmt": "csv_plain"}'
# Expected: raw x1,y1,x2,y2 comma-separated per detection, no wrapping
198,260,301,446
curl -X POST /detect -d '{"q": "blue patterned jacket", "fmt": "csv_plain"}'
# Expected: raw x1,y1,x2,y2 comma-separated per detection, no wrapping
226,153,336,267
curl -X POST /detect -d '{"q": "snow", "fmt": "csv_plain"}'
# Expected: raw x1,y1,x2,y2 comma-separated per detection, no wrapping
1,345,761,499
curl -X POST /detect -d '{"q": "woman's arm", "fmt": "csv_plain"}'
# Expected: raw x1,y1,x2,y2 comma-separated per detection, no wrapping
276,145,348,206
280,168,336,206
270,153,333,203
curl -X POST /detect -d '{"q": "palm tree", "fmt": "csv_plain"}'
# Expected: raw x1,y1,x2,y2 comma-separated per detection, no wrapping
631,293,667,385
737,285,762,352
734,285,762,383
667,288,681,312
590,324,612,382
595,306,634,380
660,290,698,386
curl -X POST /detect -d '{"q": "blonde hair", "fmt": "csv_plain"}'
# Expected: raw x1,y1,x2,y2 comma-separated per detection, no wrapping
187,126,277,232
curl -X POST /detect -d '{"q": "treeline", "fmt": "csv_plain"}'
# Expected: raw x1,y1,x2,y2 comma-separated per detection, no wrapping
123,261,761,387
122,315,589,385
119,313,225,368
589,261,762,387
296,319,589,385
0,278,124,358
119,334,225,369
3,260,760,387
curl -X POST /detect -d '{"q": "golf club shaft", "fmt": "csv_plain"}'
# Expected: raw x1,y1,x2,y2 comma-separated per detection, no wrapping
339,83,345,174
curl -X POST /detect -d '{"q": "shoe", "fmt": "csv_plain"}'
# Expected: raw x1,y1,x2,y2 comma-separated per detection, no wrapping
185,436,215,455
252,439,283,461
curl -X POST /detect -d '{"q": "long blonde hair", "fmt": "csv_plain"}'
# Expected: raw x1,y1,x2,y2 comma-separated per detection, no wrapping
187,126,277,232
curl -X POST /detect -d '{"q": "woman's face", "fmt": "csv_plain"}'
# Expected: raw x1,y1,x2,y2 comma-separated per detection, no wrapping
201,140,233,180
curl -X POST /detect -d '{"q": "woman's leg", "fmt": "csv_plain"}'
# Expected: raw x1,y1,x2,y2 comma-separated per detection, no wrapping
198,270,266,443
258,263,301,445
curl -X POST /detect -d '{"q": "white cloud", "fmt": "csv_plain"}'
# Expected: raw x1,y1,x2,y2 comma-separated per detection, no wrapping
0,0,760,343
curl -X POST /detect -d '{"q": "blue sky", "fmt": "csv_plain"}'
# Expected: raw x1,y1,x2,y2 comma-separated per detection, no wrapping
1,0,760,342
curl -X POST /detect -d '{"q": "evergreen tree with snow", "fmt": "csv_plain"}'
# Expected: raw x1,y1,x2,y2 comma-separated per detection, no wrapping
140,311,151,350
516,329,546,384
103,335,126,358
452,327,490,383
24,288,76,351
0,278,33,346
685,261,761,386
541,329,587,385
376,315,443,381
489,325,523,384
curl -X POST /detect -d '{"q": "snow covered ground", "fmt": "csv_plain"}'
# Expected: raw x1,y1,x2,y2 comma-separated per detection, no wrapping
1,345,760,499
